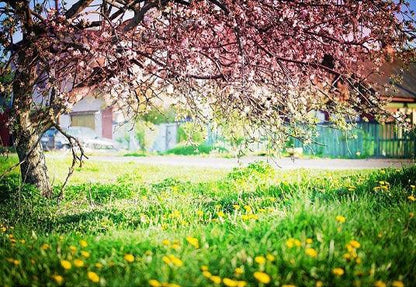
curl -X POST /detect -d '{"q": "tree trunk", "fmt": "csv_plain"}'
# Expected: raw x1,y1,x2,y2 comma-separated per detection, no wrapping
14,126,52,196
11,53,52,196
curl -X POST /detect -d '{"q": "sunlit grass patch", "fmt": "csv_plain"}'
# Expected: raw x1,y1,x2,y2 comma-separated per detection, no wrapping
0,158,415,286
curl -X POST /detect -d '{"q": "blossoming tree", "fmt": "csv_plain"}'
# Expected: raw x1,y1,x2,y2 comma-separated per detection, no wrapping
0,0,415,195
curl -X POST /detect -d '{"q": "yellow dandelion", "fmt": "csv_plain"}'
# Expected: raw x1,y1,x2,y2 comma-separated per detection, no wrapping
316,281,323,287
343,253,351,260
237,281,247,287
74,259,84,268
162,239,171,246
332,268,344,277
186,236,199,248
223,278,238,287
408,195,416,202
61,260,72,270
197,210,204,216
392,281,404,287
124,254,135,263
201,265,209,271
233,205,240,210
87,271,100,283
217,211,225,218
80,240,88,248
336,215,346,223
282,285,296,287
306,238,313,244
13,259,20,266
202,271,212,278
266,253,275,262
149,279,161,287
349,240,361,249
52,275,64,285
171,257,183,267
244,205,252,213
235,267,244,275
253,271,271,284
255,256,266,265
69,245,77,254
286,239,294,248
305,248,318,258
81,251,90,258
374,281,386,287
210,276,222,284
95,263,103,269
41,243,50,250
172,243,181,250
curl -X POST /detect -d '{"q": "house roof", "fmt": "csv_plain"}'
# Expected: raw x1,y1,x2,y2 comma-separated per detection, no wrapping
371,60,416,102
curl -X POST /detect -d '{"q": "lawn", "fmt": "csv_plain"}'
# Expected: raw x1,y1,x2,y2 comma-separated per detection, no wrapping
0,155,415,287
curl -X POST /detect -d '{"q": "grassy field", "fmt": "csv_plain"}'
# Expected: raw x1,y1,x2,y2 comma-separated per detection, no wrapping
0,155,415,287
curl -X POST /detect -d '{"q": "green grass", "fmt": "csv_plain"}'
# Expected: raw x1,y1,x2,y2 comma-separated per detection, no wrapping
0,156,415,287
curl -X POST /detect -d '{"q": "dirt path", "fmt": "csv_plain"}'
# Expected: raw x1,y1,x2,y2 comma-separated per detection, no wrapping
81,155,414,170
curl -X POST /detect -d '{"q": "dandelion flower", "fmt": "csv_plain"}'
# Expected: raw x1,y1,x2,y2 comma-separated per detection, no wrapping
332,268,344,277
408,195,416,202
253,271,271,284
69,245,77,254
349,240,361,249
81,251,90,258
255,256,266,265
52,275,64,285
61,260,72,270
87,271,100,283
392,281,404,287
149,279,161,287
237,281,247,287
374,281,386,287
41,243,50,250
306,238,313,244
210,276,221,284
186,236,199,248
124,254,135,263
266,253,275,262
305,248,318,258
74,259,84,268
235,267,244,275
80,240,88,248
223,278,238,287
336,215,346,223
316,281,323,287
202,271,212,278
95,263,103,269
282,285,296,287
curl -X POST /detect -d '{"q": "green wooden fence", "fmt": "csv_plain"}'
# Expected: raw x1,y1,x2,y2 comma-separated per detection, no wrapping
294,123,416,159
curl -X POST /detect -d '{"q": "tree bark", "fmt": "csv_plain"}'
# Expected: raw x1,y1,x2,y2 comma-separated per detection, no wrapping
14,126,52,196
11,50,52,196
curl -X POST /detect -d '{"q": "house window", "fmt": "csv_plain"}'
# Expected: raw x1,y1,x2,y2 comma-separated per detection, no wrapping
71,112,96,130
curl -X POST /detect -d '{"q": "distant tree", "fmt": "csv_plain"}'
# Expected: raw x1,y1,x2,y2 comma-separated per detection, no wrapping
0,0,415,195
